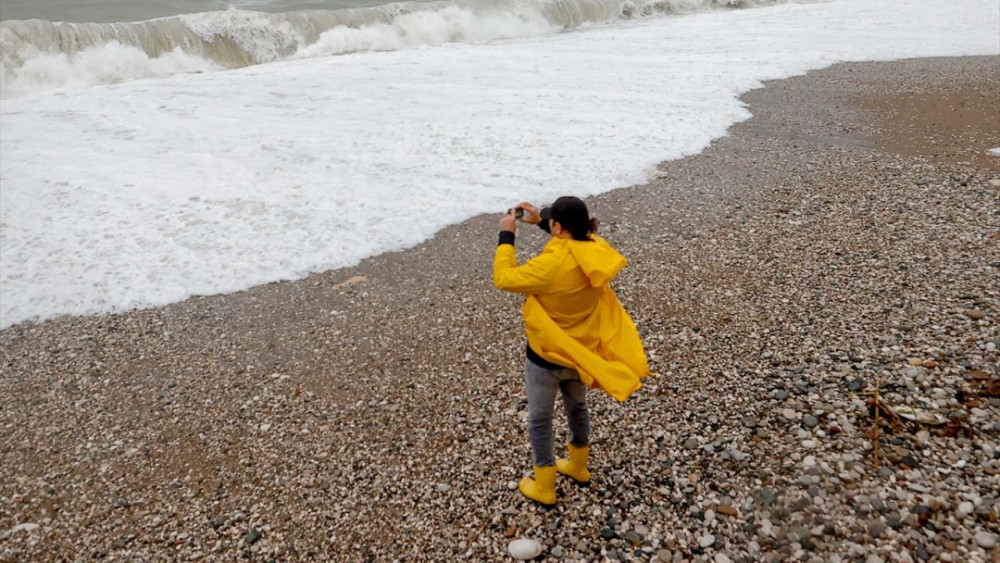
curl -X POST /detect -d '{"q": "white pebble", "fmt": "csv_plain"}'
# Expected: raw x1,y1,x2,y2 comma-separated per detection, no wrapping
508,538,543,560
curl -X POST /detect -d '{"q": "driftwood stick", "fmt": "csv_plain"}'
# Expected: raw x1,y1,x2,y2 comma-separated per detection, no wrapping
874,375,881,470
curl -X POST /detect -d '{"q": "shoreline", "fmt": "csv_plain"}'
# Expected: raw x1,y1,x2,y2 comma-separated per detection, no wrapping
2,55,998,561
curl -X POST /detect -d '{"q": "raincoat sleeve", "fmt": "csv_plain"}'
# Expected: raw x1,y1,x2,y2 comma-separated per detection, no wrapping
493,244,559,294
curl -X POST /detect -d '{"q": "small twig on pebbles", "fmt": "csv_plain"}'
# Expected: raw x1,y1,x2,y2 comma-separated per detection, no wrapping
874,375,880,470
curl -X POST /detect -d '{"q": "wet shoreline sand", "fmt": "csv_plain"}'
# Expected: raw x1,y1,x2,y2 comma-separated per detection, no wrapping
2,56,998,561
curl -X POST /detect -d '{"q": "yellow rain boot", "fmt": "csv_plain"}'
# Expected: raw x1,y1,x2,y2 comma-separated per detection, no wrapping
519,466,557,506
556,444,591,484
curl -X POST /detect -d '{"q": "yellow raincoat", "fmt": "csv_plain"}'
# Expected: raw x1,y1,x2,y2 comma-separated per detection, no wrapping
493,234,649,402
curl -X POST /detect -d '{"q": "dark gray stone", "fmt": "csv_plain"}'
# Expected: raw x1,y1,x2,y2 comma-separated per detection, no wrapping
867,520,887,538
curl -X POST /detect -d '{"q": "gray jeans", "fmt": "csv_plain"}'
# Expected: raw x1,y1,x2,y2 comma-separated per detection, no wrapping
525,359,590,467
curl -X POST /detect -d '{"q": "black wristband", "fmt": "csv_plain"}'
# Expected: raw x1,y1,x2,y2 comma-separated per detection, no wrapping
498,231,516,246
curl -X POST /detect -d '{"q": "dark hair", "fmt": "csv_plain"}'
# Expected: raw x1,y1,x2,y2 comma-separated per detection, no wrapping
550,196,598,241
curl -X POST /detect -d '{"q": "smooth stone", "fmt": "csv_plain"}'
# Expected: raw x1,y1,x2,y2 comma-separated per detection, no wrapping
867,520,887,538
717,504,738,517
509,538,543,560
775,390,789,401
787,526,811,542
714,554,731,563
965,309,985,320
550,546,564,558
245,529,261,545
803,414,818,428
956,501,974,518
975,531,997,549
657,549,672,562
782,409,797,421
684,437,700,449
699,534,716,548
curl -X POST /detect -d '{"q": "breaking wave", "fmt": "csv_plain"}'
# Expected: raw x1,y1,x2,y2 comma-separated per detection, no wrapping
1,0,779,97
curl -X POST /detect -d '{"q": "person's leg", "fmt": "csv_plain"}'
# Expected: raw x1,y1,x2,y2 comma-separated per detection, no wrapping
559,373,590,447
520,359,561,505
524,359,560,466
556,369,591,484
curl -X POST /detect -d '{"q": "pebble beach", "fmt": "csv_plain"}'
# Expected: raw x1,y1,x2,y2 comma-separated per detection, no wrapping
1,55,998,561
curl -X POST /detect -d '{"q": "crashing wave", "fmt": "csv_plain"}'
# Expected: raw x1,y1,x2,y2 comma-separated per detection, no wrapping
0,0,780,97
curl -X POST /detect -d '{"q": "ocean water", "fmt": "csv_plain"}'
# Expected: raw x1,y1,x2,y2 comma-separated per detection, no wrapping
0,0,997,328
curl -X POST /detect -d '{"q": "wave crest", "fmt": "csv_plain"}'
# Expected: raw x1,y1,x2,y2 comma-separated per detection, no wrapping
1,0,778,97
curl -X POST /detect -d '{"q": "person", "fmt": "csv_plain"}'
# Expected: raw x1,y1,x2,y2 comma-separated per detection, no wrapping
493,196,649,506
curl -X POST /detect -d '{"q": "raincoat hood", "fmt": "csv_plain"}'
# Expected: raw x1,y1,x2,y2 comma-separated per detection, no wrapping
562,236,627,288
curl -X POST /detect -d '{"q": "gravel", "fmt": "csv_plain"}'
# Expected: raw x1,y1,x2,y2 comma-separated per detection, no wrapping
1,56,998,561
